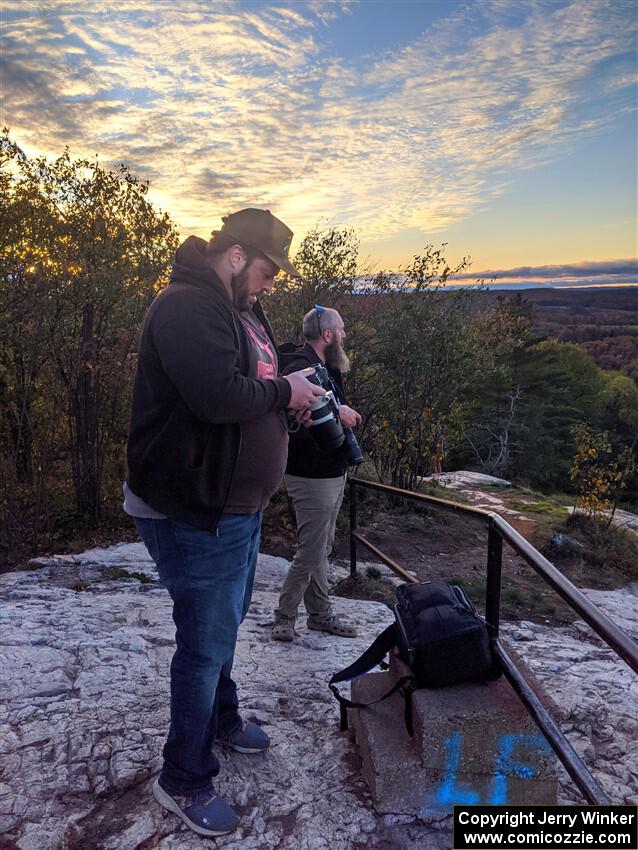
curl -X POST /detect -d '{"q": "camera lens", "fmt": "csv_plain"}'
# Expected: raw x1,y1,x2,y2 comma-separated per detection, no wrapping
304,363,363,463
343,427,364,465
309,392,345,450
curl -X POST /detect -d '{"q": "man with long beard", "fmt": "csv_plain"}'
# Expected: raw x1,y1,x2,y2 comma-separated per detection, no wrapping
124,209,325,837
272,305,362,642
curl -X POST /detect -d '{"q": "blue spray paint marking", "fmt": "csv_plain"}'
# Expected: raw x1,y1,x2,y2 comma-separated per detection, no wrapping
434,731,480,805
432,731,553,807
487,733,552,804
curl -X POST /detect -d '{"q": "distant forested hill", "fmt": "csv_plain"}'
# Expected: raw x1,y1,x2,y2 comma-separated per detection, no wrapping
483,288,638,375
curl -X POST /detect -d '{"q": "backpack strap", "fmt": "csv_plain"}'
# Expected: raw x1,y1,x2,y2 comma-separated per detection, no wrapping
329,624,407,731
331,673,416,732
401,679,418,737
330,624,397,684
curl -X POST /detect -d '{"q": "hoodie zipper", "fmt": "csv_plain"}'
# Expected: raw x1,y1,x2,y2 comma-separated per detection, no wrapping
216,308,251,528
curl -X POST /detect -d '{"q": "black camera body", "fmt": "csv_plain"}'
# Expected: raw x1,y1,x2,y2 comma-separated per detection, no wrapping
306,364,364,466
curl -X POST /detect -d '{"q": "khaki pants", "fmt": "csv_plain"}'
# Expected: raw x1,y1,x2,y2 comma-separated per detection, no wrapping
274,473,346,622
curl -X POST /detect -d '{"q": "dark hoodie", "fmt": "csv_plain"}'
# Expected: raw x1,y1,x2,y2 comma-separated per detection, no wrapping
282,343,349,479
126,236,292,531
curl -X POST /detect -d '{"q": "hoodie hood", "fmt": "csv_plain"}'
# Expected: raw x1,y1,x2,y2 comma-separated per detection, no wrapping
170,235,227,296
169,235,275,328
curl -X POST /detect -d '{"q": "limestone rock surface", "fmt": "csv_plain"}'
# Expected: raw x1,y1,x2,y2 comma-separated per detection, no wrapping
501,583,638,806
1,544,636,849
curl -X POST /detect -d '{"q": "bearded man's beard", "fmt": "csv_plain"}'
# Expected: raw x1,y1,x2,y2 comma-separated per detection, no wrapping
231,266,251,311
325,339,351,373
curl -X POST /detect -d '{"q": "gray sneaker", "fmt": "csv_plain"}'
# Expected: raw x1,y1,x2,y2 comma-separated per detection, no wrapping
307,614,357,638
271,619,295,641
152,777,239,837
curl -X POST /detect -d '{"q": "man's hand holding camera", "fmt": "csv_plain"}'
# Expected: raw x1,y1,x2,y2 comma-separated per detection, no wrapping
284,368,326,411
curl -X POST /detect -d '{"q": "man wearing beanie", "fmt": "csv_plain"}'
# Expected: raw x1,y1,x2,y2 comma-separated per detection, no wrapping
125,209,324,837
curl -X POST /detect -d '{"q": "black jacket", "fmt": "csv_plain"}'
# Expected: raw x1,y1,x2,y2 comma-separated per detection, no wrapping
126,236,291,530
282,342,349,479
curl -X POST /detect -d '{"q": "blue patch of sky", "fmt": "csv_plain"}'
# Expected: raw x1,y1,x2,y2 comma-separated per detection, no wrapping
54,82,167,112
63,14,139,56
442,109,637,267
570,83,636,133
2,7,137,66
315,0,468,64
97,85,161,108
359,104,636,273
3,8,64,50
489,109,635,221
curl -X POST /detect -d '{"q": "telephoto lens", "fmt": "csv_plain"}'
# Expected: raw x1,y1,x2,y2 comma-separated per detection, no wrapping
306,364,346,451
305,363,364,464
308,390,345,450
342,427,364,466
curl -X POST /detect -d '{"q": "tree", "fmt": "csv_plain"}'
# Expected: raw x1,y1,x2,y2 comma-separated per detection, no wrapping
506,341,607,489
0,130,177,551
600,372,638,447
598,371,638,508
569,425,634,523
268,225,361,344
624,357,638,386
459,293,534,477
363,247,476,489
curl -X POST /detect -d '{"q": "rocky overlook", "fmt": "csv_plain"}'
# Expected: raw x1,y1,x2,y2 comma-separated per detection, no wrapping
1,544,636,850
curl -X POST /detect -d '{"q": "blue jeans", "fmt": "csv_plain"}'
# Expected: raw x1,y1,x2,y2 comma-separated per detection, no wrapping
134,512,261,793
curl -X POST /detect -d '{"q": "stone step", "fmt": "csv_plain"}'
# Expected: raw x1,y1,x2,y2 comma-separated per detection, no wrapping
350,671,430,815
351,655,558,815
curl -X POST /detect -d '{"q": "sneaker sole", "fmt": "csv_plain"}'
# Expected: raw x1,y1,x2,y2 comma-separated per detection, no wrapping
307,623,357,638
152,778,238,837
218,741,270,754
271,632,294,641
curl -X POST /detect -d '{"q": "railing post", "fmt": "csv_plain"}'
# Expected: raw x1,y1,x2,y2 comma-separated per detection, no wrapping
485,519,502,642
350,477,358,578
336,477,632,804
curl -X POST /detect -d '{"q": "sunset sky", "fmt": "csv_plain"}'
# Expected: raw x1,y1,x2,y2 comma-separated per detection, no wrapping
2,0,637,286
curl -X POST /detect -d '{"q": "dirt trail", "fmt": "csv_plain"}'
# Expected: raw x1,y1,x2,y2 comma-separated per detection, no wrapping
328,472,638,626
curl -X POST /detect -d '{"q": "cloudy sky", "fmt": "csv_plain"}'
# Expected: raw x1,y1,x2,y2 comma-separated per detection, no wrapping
2,0,637,285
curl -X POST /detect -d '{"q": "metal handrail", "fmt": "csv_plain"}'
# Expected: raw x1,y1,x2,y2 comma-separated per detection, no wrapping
490,513,637,670
348,475,638,805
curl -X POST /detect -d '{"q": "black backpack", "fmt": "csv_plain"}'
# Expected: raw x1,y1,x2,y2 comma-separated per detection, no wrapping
329,580,501,735
277,341,302,371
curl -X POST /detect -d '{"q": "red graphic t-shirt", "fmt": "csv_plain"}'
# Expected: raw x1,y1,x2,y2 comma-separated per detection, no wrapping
242,315,277,380
224,309,287,513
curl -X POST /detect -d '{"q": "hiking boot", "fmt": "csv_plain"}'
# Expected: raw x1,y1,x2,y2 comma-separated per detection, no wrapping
271,618,296,641
152,776,239,837
307,614,358,638
216,720,270,754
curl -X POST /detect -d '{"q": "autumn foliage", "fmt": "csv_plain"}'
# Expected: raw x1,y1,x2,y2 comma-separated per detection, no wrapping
1,134,636,570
